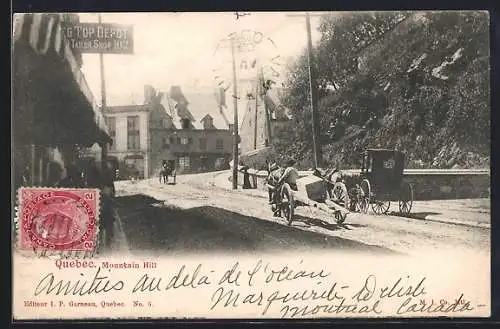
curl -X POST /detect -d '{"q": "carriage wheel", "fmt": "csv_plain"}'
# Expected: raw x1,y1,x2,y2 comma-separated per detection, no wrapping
331,182,349,208
398,182,414,214
280,184,295,226
359,179,371,213
371,200,391,215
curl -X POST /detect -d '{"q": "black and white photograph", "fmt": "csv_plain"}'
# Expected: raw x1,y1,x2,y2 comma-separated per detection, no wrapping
12,11,491,319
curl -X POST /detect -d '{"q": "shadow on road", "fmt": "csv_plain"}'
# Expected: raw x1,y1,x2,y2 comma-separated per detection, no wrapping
293,215,366,231
389,211,441,221
114,194,397,256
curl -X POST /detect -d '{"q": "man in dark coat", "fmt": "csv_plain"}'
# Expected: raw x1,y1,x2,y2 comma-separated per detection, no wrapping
85,159,115,250
100,160,116,249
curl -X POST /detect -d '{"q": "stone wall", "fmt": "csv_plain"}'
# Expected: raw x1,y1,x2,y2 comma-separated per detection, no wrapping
234,169,490,200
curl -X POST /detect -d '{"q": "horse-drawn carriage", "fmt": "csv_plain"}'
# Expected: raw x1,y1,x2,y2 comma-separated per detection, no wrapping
351,149,414,215
159,159,176,184
266,149,414,226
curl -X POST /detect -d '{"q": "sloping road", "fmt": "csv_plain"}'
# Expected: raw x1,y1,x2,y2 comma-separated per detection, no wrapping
114,171,490,257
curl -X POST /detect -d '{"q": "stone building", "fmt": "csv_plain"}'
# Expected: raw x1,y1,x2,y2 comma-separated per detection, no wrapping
96,85,234,178
150,86,234,175
239,82,291,156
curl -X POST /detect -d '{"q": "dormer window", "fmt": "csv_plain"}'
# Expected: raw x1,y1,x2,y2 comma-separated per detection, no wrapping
201,114,214,130
181,118,190,129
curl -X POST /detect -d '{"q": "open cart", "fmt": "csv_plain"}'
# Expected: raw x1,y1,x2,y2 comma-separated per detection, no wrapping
266,170,350,226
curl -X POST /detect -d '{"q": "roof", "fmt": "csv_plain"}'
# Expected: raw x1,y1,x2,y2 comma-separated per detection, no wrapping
161,89,232,130
104,104,152,113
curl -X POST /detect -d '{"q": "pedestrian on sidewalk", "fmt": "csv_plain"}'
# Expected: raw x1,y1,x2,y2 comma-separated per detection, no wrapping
241,162,252,189
85,159,116,251
59,163,84,188
100,160,117,249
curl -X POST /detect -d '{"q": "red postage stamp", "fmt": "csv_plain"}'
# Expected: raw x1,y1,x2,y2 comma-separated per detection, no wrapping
17,187,100,252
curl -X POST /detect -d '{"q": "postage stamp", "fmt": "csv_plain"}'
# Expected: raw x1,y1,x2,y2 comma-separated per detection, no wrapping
16,187,100,252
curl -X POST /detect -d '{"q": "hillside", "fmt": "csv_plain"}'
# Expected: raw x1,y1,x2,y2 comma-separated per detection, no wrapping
272,11,490,170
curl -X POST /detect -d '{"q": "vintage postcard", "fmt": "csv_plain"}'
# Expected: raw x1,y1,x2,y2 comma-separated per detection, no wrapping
12,11,491,320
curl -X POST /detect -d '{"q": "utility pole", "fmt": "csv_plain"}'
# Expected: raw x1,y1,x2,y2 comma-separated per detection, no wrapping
230,35,239,189
305,12,322,168
286,12,324,168
253,69,259,149
98,13,108,172
261,68,273,147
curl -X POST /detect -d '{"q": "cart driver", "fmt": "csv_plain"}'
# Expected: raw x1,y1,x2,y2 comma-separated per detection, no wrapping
277,158,299,191
266,162,283,204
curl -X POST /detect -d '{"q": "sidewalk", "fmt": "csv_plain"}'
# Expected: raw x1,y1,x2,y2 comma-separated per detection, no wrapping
398,199,490,229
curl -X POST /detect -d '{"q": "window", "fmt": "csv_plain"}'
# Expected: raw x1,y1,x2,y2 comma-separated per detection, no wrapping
127,116,140,150
169,137,175,144
105,116,116,150
216,139,224,151
383,158,395,169
181,118,190,129
162,137,170,149
127,116,139,130
178,156,190,170
180,137,189,145
199,138,207,150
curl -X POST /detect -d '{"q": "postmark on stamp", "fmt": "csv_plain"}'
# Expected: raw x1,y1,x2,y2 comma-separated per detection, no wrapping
16,187,100,252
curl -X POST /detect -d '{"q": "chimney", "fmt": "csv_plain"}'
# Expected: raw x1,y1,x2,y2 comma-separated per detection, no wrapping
144,85,156,104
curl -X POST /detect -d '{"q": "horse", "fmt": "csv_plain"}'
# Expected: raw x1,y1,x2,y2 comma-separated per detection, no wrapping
159,163,173,184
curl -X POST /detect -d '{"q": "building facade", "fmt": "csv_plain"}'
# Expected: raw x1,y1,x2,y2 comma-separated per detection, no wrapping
103,105,152,179
98,85,234,179
13,13,111,189
150,86,233,175
239,83,291,155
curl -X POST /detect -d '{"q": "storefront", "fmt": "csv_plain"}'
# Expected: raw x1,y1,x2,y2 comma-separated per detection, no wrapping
12,13,111,188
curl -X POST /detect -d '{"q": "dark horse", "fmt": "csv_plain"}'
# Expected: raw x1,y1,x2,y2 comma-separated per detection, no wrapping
159,161,173,184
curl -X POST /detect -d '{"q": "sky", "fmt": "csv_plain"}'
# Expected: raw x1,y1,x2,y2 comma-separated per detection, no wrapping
78,12,325,106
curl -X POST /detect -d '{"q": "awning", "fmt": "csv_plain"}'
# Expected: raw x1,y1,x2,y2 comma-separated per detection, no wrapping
12,13,110,147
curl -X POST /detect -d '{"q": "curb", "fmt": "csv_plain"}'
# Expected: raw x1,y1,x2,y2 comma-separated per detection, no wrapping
422,214,490,229
112,208,132,255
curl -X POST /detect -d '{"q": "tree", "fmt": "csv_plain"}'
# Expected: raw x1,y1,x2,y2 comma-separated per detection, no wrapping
277,11,489,169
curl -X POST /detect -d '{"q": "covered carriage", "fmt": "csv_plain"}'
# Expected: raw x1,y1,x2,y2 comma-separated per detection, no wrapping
353,149,414,215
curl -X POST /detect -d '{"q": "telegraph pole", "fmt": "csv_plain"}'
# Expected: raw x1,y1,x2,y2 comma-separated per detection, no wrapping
98,13,108,172
287,12,324,168
261,68,273,146
253,70,259,149
230,35,239,189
